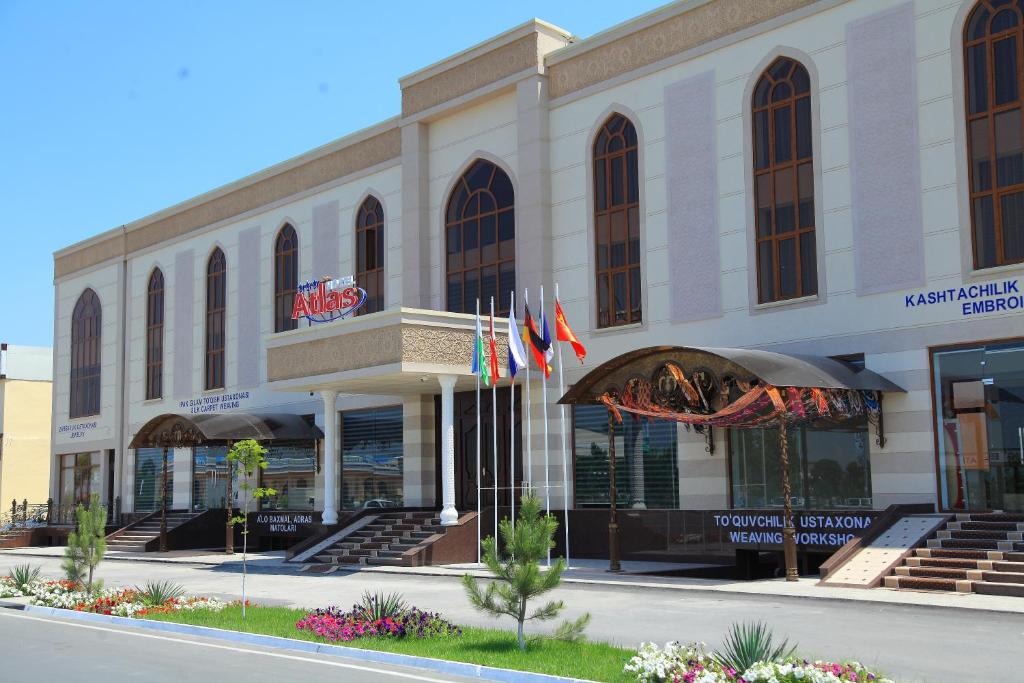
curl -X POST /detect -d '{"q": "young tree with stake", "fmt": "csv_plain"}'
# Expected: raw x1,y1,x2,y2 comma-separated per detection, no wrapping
226,439,275,619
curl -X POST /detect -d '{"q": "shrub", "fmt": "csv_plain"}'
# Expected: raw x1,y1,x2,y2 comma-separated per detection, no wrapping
713,621,796,674
9,564,41,591
136,580,186,606
356,591,407,622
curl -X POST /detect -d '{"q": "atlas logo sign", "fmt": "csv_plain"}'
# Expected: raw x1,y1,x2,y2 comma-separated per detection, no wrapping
291,275,366,324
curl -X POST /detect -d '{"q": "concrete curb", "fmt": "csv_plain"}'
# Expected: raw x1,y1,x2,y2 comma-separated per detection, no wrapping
19,605,595,683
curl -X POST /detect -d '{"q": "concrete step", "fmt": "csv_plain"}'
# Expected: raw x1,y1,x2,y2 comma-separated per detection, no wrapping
953,521,1024,532
943,530,1023,541
365,556,407,567
895,566,968,580
973,581,1024,597
908,557,983,570
916,548,994,560
982,571,1024,584
884,575,966,592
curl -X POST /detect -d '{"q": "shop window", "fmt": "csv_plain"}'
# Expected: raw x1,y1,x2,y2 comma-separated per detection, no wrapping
59,452,100,507
355,196,385,315
260,441,316,511
572,405,678,508
445,159,515,316
145,268,164,400
729,421,871,509
593,113,642,327
964,1,1024,268
134,448,172,512
205,248,226,390
69,288,101,418
192,445,230,511
341,406,403,510
274,224,298,332
933,340,1024,512
752,57,817,303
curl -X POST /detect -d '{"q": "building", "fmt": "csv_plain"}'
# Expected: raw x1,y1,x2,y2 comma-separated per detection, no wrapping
49,0,1024,567
1,344,52,511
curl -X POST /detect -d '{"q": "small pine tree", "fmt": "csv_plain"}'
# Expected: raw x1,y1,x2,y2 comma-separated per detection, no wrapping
463,492,590,651
226,439,276,619
62,494,107,593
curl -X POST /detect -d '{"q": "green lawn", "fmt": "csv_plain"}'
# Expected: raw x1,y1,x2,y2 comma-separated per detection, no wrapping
143,605,634,682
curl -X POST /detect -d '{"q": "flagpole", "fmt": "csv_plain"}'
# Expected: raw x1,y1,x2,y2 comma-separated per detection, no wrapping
524,288,533,491
509,290,517,531
490,296,499,548
475,298,482,565
555,283,571,568
540,285,551,567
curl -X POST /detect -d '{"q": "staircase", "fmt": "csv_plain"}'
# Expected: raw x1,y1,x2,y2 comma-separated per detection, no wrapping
309,511,445,567
883,512,1024,597
106,511,200,552
0,527,34,548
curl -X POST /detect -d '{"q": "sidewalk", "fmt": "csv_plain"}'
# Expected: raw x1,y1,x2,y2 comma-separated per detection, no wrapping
3,546,1023,614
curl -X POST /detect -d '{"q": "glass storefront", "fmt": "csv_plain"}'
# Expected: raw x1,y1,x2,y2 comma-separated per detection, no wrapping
261,441,316,511
573,405,679,509
133,448,173,512
934,340,1024,511
729,421,872,509
192,445,230,511
59,452,101,507
341,406,403,510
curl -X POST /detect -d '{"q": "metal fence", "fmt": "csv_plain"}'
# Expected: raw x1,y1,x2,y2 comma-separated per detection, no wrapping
1,497,122,530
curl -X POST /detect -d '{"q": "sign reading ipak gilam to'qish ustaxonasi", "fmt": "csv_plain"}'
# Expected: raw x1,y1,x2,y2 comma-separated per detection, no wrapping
58,421,98,440
904,278,1022,316
178,391,251,415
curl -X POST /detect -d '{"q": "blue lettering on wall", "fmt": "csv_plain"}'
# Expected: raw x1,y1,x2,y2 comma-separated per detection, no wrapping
904,279,1022,317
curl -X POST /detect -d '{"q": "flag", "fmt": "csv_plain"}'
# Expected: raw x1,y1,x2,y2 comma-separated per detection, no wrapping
507,304,528,381
473,310,491,386
488,308,500,384
554,299,587,363
524,303,552,378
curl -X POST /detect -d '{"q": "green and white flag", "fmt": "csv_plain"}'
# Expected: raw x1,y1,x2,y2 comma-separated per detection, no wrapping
472,304,491,386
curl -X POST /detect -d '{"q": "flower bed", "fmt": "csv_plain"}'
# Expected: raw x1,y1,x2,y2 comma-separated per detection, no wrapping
295,603,461,643
624,641,893,683
0,575,225,617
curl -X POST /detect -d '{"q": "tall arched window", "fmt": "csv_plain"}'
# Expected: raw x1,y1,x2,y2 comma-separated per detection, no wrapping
274,224,298,332
965,1,1024,269
593,114,641,327
355,196,385,315
445,159,515,315
205,248,226,390
70,288,101,418
752,57,817,303
145,268,164,400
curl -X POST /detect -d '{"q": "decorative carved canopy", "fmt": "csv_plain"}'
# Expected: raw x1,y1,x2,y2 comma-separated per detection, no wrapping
129,412,323,449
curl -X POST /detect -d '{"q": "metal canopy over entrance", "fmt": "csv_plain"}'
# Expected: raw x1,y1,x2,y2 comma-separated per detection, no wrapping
559,345,905,579
128,412,323,449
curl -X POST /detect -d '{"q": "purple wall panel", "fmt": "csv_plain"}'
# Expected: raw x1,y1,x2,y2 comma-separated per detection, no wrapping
847,3,925,295
236,226,261,388
664,71,722,321
172,249,194,398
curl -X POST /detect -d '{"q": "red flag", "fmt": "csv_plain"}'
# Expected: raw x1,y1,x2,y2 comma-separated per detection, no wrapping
554,299,586,363
488,310,500,383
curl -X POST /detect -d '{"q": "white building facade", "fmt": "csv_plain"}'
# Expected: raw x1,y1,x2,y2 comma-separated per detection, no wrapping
50,0,1024,560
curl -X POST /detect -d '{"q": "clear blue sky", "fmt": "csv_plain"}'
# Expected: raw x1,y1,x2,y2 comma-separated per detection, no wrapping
0,0,668,347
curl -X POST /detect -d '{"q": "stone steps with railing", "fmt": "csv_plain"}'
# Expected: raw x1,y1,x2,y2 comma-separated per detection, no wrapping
309,511,446,567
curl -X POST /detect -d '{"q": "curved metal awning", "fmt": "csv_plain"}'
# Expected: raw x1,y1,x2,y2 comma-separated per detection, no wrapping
128,412,323,449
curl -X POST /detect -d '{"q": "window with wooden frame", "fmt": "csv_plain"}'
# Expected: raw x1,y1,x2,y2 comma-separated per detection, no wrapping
964,1,1024,269
205,248,226,390
752,57,817,304
69,288,102,418
274,224,298,332
145,268,164,400
445,159,515,315
593,114,641,327
355,196,385,315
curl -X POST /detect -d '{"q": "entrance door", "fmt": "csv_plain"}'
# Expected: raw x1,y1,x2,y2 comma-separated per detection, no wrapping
192,446,229,510
437,388,522,511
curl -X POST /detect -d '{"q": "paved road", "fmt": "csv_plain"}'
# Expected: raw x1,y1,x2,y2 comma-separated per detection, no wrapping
3,555,1023,682
0,608,482,683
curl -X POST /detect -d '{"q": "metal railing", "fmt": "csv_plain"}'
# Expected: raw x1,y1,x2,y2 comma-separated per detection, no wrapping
1,497,122,530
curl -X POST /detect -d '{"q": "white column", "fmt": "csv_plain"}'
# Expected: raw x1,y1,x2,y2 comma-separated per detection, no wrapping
439,374,459,526
321,389,339,525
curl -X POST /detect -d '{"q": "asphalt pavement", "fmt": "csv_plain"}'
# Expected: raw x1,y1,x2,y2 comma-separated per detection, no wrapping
2,553,1023,682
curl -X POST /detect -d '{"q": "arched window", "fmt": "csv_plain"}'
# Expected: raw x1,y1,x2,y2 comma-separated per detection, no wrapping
70,288,101,418
205,248,226,390
145,268,164,400
593,114,641,327
445,159,515,315
964,1,1024,269
355,196,385,315
752,57,817,303
274,224,298,332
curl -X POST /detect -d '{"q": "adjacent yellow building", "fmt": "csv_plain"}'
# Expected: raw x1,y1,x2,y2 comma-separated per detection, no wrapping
0,344,52,510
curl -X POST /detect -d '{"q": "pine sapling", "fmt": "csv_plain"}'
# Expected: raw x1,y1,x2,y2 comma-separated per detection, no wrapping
62,494,107,593
226,439,276,619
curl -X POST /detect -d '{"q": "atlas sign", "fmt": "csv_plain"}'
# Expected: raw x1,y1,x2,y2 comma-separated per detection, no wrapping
291,275,366,324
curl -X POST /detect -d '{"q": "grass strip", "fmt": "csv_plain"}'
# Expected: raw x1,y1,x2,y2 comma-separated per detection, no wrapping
143,605,634,682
